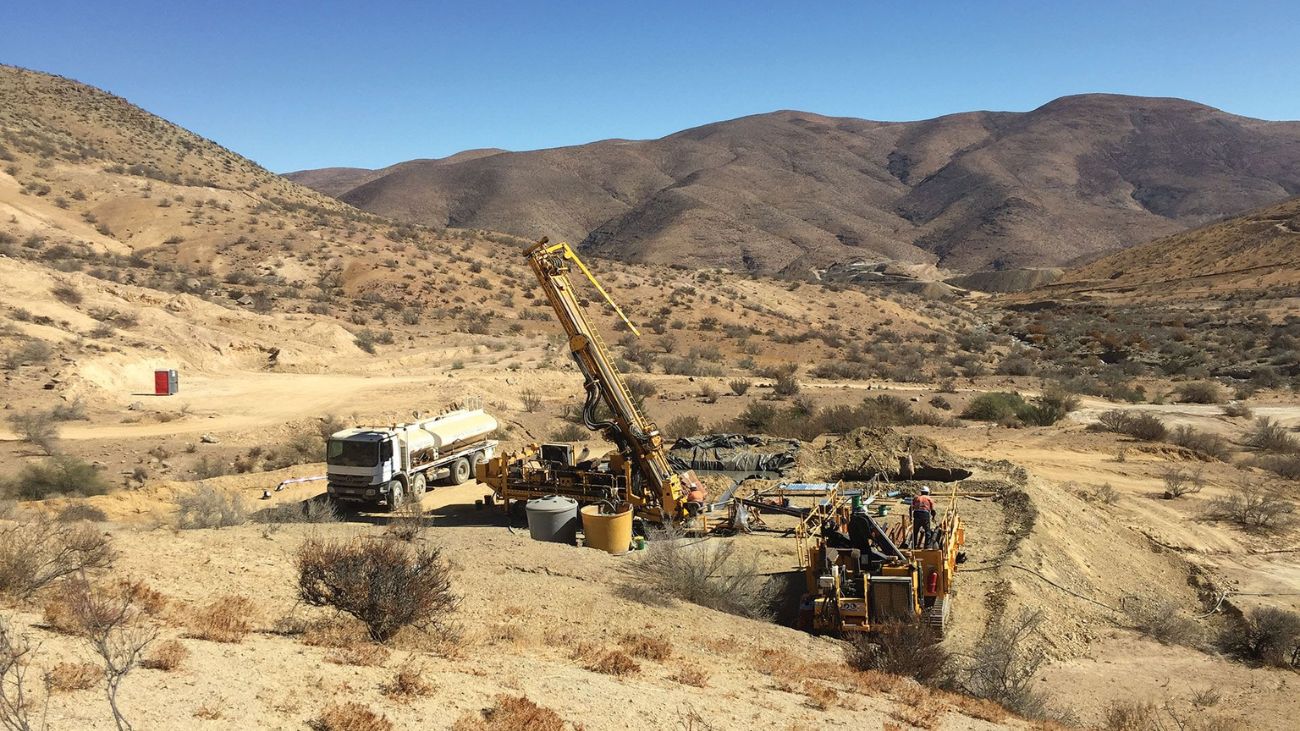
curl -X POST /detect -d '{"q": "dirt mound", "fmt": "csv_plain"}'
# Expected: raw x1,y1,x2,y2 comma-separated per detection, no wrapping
801,427,971,482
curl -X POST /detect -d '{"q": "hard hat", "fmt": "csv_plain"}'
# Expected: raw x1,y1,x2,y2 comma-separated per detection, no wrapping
920,487,931,495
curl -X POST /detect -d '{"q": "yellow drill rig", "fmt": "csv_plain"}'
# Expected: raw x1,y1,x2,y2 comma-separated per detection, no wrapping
799,487,965,636
477,238,704,525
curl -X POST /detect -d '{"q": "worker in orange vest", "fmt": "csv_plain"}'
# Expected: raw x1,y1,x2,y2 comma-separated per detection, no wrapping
911,486,935,548
685,484,708,517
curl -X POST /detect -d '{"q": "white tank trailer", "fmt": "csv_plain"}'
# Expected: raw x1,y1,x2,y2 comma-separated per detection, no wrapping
325,409,498,511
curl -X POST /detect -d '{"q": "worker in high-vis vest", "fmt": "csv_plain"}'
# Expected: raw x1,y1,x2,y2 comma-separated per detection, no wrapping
910,486,935,548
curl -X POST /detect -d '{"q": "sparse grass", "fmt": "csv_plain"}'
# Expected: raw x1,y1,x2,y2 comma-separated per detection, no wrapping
296,536,457,642
311,702,393,731
174,484,248,529
325,644,390,667
583,648,640,677
381,662,433,701
44,661,101,692
141,639,188,671
669,663,709,687
625,533,774,619
451,694,566,731
620,632,672,660
186,596,255,643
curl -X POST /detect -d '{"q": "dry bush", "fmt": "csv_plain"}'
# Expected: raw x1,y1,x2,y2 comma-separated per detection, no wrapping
451,694,567,731
1245,417,1299,454
1207,483,1296,531
1221,402,1253,419
519,388,542,413
325,644,390,667
848,622,951,684
115,579,168,617
1095,410,1167,441
890,684,945,729
140,639,188,671
193,702,223,720
0,515,114,599
626,533,775,619
186,596,255,643
174,484,247,529
940,690,1008,723
56,503,107,523
0,618,44,730
801,679,839,710
384,501,430,542
311,702,393,731
4,455,110,499
1123,597,1202,646
956,608,1047,719
381,662,433,701
852,668,903,695
1177,381,1225,404
621,632,672,660
728,378,751,396
670,663,709,687
252,497,339,525
584,648,640,677
1250,453,1300,480
44,661,100,692
1167,426,1232,461
1161,466,1204,499
297,536,456,642
1217,606,1300,668
5,411,59,456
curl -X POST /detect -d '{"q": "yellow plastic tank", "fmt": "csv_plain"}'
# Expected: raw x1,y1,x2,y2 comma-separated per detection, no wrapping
580,502,633,555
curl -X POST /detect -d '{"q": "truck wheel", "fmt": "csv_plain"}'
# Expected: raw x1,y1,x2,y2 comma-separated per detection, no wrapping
411,473,427,499
450,457,471,485
469,451,485,479
385,481,405,512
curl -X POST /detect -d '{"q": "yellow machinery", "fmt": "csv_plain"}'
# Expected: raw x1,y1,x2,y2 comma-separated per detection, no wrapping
800,486,964,635
477,238,703,524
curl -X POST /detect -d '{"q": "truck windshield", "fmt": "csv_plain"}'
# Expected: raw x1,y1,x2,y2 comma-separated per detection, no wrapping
327,439,379,467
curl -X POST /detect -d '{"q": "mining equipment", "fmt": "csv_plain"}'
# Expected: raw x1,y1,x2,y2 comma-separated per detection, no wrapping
799,484,964,635
477,238,704,525
325,408,498,512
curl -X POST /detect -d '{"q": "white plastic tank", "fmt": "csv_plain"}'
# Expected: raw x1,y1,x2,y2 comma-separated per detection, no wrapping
406,409,498,452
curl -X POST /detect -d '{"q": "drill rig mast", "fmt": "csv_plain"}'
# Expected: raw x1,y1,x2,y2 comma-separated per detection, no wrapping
477,238,698,524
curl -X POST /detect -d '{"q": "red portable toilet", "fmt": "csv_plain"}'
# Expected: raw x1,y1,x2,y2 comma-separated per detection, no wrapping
154,369,179,396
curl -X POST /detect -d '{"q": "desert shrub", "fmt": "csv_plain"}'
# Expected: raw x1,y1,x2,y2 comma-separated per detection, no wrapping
3,339,53,370
186,596,255,643
1167,425,1232,460
326,644,390,667
1123,597,1202,645
1244,417,1299,454
44,661,101,692
451,694,566,731
1250,454,1300,480
929,395,952,411
311,702,393,731
734,401,778,432
141,639,188,671
1161,466,1204,499
1217,607,1300,668
519,388,542,413
252,497,338,524
773,370,800,397
1177,381,1225,404
669,664,709,687
57,502,108,522
961,392,1027,422
1094,409,1167,441
4,455,110,500
626,534,774,619
550,423,588,442
353,330,379,354
6,411,60,456
297,536,457,642
50,399,87,421
0,516,114,598
384,501,430,542
625,376,657,407
174,484,247,529
51,284,82,305
318,414,348,440
584,648,640,676
381,662,433,701
621,632,672,661
663,415,703,439
1208,483,1296,531
955,609,1047,718
728,379,751,396
848,622,951,684
1221,402,1253,419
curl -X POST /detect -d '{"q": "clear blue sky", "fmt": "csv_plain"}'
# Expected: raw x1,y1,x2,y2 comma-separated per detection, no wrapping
6,1,1298,172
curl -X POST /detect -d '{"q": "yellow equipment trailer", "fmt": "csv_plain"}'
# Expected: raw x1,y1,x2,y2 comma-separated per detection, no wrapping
800,487,964,635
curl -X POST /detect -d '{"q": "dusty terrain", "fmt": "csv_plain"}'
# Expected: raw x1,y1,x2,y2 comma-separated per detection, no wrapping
289,95,1300,273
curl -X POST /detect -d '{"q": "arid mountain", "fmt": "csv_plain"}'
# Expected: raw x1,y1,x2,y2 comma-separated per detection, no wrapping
288,96,1300,274
1041,194,1300,299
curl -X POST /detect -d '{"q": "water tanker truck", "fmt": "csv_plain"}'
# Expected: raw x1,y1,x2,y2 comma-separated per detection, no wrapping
325,408,498,511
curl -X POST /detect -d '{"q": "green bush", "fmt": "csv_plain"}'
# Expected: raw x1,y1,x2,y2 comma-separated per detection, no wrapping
3,456,110,500
1167,425,1232,461
1177,381,1225,404
961,392,1029,422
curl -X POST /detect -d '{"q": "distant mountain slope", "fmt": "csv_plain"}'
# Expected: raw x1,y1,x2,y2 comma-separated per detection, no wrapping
1046,195,1300,296
289,96,1300,274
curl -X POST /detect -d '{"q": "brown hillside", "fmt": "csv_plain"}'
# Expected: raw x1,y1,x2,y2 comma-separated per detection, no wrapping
289,96,1300,274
